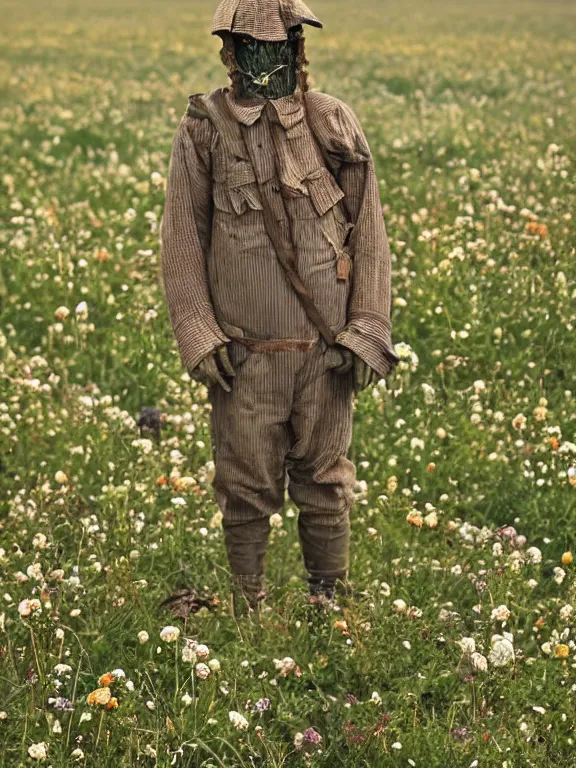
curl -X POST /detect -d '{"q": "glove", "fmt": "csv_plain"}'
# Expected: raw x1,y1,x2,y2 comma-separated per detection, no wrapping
189,346,236,392
332,346,377,392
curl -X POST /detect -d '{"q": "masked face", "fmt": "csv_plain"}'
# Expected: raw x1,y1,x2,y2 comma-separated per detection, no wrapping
231,27,301,100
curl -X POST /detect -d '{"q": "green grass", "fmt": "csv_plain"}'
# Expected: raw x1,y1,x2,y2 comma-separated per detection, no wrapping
1,0,576,765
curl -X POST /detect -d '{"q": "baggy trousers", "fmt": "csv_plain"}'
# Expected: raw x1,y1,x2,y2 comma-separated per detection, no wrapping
208,339,356,585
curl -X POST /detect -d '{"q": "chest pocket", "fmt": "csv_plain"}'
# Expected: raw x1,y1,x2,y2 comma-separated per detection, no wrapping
304,167,345,218
212,156,263,216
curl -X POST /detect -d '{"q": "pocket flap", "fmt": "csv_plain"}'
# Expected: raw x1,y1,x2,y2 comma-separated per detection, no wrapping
228,160,257,189
305,168,345,217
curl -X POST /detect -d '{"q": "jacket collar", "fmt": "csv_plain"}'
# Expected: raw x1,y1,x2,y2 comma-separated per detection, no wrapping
224,89,304,129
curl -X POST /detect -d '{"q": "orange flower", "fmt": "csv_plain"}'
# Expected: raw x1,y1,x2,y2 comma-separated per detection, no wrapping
333,620,349,635
106,697,119,710
525,221,548,238
535,617,545,628
427,462,436,472
86,687,112,706
98,672,114,687
561,552,573,566
406,510,423,527
156,475,169,486
555,644,570,659
96,248,111,263
549,437,559,450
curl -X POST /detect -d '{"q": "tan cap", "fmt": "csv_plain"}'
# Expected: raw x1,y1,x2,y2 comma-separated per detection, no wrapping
211,0,323,42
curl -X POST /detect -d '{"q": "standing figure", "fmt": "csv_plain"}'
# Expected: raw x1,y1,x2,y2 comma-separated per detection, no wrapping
160,0,399,614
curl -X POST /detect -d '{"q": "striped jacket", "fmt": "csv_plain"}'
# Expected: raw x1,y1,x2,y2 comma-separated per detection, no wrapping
160,87,399,378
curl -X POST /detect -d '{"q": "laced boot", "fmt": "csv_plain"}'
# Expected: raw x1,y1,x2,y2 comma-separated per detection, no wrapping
230,573,266,618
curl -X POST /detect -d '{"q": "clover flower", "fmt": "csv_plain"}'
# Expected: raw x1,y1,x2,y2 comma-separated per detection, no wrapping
488,633,515,667
159,625,180,643
28,742,48,761
229,710,249,730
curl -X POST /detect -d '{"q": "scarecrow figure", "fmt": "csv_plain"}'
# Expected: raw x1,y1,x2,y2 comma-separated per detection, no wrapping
160,0,399,614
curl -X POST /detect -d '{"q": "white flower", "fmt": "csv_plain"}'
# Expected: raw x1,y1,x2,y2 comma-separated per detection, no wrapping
421,383,435,404
75,301,88,319
560,604,573,622
273,657,298,676
229,710,249,730
195,643,210,659
541,642,552,655
491,604,511,622
54,306,70,320
471,652,488,672
392,599,407,613
554,567,566,585
181,646,197,664
208,658,221,673
79,712,92,724
32,533,48,549
111,668,125,679
526,546,542,564
28,742,48,761
18,598,41,617
532,706,546,715
54,470,68,484
53,664,72,677
370,691,382,705
195,663,211,680
488,634,515,667
181,693,193,707
137,630,149,644
159,625,180,643
269,513,283,528
457,637,476,654
391,741,402,750
71,748,85,760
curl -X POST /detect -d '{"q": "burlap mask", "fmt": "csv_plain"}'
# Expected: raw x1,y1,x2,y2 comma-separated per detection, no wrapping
230,26,301,99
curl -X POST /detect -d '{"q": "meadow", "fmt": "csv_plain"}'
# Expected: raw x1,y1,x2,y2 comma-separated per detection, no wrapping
0,0,575,764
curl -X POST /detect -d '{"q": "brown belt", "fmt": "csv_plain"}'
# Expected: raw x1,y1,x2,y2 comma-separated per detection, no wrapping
232,337,318,353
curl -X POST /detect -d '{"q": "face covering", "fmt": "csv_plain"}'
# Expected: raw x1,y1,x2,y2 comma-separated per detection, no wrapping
232,28,300,100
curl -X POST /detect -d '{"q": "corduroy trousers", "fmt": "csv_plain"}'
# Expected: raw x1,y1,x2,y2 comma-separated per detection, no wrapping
208,338,356,584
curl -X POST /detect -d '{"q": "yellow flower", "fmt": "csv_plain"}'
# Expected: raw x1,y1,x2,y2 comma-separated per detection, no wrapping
86,687,112,706
562,552,573,565
555,644,570,659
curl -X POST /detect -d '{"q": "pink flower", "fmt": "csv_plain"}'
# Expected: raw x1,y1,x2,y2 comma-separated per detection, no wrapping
303,727,322,744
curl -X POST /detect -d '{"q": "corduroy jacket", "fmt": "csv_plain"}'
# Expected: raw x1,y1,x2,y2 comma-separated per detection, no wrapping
160,87,399,379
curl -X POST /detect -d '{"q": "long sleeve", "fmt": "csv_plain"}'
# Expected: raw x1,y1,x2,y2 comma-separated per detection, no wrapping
306,93,400,379
160,115,229,372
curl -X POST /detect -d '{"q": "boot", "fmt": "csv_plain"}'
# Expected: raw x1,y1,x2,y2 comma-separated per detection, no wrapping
230,573,266,618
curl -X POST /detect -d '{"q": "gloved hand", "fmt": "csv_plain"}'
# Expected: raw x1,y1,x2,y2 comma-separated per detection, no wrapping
189,345,236,392
332,346,377,392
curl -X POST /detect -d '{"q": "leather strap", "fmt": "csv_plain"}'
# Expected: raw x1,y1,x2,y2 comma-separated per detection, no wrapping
232,337,317,352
